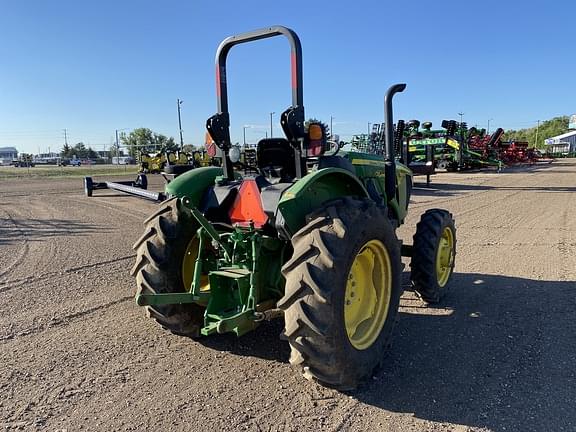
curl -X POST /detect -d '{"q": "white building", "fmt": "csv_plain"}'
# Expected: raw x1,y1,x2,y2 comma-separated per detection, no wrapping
0,147,18,165
544,130,576,154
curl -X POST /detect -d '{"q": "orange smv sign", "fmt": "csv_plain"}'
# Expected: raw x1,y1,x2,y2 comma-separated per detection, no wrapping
229,179,268,229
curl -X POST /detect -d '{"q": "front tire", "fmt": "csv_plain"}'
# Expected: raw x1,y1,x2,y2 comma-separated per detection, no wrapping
131,198,206,337
410,209,456,303
279,198,402,390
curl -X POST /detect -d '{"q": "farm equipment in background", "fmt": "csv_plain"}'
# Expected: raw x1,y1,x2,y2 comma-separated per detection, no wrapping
84,173,167,202
351,122,435,185
131,26,457,390
138,148,191,174
398,120,436,183
405,120,503,171
498,140,533,165
11,154,35,167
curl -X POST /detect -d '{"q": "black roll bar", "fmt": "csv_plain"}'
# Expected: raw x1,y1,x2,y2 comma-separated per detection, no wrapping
207,26,304,181
214,25,303,113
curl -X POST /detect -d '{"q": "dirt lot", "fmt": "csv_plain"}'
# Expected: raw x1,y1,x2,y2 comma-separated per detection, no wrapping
1,160,575,431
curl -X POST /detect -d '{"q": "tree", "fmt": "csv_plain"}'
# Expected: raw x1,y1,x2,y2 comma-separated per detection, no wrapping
86,147,98,159
182,144,199,153
120,128,177,157
61,143,72,158
72,142,87,158
502,116,569,148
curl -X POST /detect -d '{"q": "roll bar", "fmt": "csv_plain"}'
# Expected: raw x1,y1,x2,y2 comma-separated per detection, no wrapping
206,25,304,180
215,25,303,113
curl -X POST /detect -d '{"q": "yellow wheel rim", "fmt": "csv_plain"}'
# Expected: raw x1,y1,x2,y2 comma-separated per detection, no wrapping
181,236,210,292
436,227,454,288
344,240,392,350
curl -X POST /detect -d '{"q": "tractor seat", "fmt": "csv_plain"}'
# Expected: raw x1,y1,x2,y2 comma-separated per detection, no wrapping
256,138,296,182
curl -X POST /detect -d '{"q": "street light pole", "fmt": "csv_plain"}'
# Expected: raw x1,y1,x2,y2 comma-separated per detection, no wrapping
269,112,275,138
487,118,493,134
177,98,184,150
535,120,541,148
458,112,464,125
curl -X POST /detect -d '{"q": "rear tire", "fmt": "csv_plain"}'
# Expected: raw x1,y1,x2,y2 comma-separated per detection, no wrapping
410,209,456,303
84,177,93,197
279,198,402,390
131,198,205,337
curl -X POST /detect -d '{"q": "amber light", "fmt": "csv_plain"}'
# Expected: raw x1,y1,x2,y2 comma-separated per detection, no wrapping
229,179,269,228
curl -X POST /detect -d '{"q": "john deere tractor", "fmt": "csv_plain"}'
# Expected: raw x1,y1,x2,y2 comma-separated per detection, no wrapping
131,26,456,390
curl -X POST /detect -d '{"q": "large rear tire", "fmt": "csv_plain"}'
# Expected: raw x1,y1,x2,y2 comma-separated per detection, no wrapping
279,198,402,390
410,209,456,303
131,198,206,337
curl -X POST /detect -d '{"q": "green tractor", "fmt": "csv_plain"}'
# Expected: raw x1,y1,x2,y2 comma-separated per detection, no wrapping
131,26,456,390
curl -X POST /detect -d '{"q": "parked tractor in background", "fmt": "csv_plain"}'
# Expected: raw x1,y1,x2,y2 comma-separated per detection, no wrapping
131,26,457,390
11,154,35,167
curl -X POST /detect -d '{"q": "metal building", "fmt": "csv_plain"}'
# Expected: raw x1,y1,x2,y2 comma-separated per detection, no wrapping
0,147,18,165
544,131,576,154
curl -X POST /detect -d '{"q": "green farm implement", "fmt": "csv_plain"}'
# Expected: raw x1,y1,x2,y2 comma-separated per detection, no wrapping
131,26,457,389
405,120,502,171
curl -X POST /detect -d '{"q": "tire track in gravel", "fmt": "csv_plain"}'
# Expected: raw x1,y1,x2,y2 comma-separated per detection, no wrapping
67,194,155,221
0,211,30,279
0,254,135,293
0,296,132,342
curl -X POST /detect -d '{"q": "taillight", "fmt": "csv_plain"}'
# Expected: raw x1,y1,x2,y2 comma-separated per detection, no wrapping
229,179,268,228
307,123,325,157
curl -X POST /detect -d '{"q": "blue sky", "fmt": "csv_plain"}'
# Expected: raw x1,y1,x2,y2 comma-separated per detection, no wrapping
1,0,574,154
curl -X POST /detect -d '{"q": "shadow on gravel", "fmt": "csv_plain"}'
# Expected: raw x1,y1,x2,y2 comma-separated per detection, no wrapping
0,218,110,245
411,182,576,197
197,319,290,363
353,272,576,432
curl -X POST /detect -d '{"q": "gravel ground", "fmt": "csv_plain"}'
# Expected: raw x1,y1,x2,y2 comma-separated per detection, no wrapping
1,160,575,431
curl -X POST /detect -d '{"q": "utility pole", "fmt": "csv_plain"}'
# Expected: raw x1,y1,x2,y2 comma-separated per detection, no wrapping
63,129,68,146
115,129,120,165
269,112,275,138
177,98,184,150
457,113,465,168
243,126,248,147
368,122,371,136
487,118,493,134
330,116,334,138
535,120,541,148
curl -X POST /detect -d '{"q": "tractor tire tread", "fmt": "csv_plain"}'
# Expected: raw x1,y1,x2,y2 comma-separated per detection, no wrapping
410,209,456,303
280,198,402,390
133,198,204,338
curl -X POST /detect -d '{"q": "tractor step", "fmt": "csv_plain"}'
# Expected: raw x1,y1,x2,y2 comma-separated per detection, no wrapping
209,268,251,279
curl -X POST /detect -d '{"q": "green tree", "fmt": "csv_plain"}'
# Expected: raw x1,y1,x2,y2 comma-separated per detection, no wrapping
71,142,88,158
502,116,569,148
86,147,98,159
61,143,72,158
120,128,177,157
182,144,199,153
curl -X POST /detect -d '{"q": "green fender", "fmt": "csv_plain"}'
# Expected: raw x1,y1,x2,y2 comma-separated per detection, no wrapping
165,167,223,206
277,168,370,235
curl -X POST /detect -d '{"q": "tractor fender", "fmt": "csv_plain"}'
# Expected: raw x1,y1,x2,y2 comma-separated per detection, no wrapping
277,168,370,235
164,166,223,206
